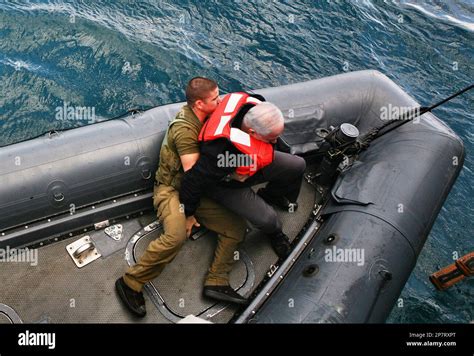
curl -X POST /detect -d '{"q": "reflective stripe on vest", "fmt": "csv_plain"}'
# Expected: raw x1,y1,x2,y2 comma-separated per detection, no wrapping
199,92,274,176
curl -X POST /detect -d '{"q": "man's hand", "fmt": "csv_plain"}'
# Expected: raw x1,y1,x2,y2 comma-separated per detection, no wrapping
186,215,200,238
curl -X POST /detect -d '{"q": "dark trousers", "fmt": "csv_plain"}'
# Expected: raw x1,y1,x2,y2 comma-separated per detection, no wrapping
204,151,306,234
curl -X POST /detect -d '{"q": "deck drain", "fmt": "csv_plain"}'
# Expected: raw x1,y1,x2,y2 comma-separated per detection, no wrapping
303,264,319,277
324,233,339,245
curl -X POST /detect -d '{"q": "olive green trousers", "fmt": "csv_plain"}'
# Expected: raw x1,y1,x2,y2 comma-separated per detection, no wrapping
124,184,247,292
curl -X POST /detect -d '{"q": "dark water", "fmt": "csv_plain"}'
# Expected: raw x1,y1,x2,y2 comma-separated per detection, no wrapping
0,0,472,322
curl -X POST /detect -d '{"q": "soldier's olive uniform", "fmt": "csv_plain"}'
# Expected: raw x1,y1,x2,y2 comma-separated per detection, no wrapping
124,105,246,292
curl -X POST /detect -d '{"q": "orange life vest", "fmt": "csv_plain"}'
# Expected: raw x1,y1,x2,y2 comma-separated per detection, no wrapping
199,92,274,176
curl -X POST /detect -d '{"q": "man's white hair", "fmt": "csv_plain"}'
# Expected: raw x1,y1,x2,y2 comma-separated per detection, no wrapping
243,102,284,136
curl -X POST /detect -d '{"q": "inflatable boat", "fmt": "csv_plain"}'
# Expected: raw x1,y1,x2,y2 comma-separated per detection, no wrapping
0,70,464,324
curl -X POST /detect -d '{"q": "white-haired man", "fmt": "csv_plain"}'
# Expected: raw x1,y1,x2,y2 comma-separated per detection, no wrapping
180,92,306,285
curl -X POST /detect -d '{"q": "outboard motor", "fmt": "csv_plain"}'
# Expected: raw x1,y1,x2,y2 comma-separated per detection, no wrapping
313,123,359,186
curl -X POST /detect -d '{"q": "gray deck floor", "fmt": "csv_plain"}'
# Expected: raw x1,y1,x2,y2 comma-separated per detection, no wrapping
0,180,315,323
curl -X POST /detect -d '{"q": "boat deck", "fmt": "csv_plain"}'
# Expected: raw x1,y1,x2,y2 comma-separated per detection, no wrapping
0,179,316,324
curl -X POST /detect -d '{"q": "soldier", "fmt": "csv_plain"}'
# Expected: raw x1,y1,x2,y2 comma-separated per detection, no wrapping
116,77,248,318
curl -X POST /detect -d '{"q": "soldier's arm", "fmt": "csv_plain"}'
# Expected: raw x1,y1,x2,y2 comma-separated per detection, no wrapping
172,124,201,171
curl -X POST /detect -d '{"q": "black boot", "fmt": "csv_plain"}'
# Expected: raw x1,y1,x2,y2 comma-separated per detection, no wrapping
203,285,248,305
257,188,298,212
115,277,146,317
268,231,291,259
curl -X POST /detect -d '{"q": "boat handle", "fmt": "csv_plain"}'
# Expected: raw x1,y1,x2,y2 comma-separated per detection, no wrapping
141,168,151,179
53,192,65,202
73,242,94,259
48,130,59,138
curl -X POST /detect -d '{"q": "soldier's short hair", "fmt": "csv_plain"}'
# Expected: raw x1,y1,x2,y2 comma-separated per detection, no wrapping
185,77,218,107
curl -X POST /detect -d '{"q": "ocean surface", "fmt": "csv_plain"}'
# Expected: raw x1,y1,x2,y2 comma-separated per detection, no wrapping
0,0,472,322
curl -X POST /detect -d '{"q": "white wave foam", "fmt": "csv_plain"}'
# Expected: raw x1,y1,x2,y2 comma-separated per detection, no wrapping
403,2,474,32
0,1,75,14
0,58,43,73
